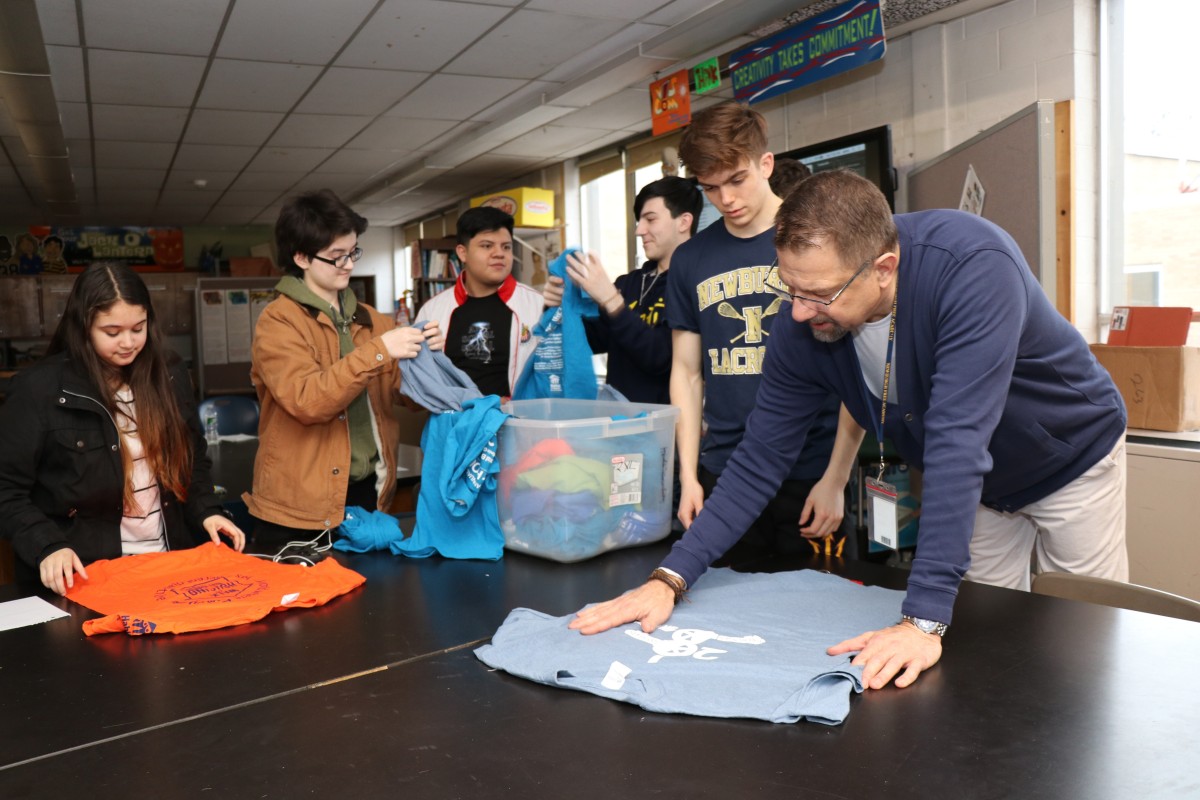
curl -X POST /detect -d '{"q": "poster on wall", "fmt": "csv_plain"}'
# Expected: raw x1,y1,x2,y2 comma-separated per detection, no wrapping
224,290,253,363
729,0,885,105
649,69,691,136
0,226,184,275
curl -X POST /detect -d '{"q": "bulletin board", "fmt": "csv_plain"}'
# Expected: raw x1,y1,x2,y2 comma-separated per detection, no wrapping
193,277,278,398
906,100,1064,313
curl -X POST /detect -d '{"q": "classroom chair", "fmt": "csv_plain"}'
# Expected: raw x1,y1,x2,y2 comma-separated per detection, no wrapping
1031,572,1200,623
197,395,260,436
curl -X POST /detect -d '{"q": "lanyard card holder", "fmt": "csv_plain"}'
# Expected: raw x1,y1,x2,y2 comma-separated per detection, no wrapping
865,476,899,550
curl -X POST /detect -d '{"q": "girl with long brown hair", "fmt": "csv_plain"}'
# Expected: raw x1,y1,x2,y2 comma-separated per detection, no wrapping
0,262,244,595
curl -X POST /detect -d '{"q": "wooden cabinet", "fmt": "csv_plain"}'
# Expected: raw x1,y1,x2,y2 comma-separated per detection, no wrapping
38,276,76,337
0,278,43,338
170,273,199,334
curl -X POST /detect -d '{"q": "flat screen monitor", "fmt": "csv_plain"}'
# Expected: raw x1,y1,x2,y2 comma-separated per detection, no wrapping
778,125,896,210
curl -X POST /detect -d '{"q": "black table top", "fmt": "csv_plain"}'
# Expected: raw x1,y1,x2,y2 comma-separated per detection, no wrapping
2,545,1198,799
0,541,668,769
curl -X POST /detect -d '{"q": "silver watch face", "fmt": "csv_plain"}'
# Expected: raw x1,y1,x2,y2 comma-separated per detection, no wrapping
904,615,945,635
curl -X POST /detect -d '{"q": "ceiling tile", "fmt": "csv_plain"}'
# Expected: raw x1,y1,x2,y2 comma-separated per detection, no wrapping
80,0,227,56
0,100,18,137
94,168,165,190
442,10,625,80
295,67,427,117
92,104,190,143
157,188,223,206
467,81,559,123
88,50,208,107
95,186,158,204
450,153,545,180
643,0,721,26
490,124,610,158
219,189,287,207
197,60,323,112
314,149,404,176
164,170,240,191
228,172,302,192
538,23,668,85
150,206,210,225
217,0,379,64
522,0,657,20
57,102,91,139
94,140,176,169
45,45,86,103
555,89,650,131
172,143,258,172
244,147,335,173
205,205,267,225
0,164,24,187
185,109,286,146
384,74,527,122
346,118,457,151
35,0,80,46
64,138,92,167
268,114,373,149
289,173,369,195
252,206,284,225
336,0,510,72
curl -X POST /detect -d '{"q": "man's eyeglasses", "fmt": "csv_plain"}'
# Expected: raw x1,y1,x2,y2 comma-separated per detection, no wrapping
765,257,875,307
311,246,363,269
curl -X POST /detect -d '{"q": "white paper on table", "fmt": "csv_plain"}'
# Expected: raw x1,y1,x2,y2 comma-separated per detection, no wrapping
0,596,70,632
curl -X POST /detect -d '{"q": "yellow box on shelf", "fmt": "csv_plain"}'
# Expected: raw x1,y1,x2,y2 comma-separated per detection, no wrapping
470,187,555,228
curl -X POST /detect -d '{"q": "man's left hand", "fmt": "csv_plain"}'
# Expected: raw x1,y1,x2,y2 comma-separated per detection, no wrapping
827,622,942,689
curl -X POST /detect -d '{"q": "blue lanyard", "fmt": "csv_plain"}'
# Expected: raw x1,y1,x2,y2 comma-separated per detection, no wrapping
867,289,898,480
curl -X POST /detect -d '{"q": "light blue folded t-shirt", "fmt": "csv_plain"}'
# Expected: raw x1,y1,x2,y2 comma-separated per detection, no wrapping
474,568,904,725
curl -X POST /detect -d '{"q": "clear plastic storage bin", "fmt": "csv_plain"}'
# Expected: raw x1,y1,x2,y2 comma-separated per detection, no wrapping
497,398,679,562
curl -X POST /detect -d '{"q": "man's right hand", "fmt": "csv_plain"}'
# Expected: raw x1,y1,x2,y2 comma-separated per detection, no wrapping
40,548,87,596
568,579,676,635
676,480,705,528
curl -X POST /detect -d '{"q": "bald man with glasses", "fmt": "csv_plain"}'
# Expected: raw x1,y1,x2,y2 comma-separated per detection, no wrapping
572,169,1128,693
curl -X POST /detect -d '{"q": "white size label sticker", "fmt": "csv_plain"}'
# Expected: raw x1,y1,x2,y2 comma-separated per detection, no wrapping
609,454,643,507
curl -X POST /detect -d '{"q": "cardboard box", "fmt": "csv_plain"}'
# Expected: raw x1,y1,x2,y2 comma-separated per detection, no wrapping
229,256,276,277
1090,345,1200,432
470,187,555,228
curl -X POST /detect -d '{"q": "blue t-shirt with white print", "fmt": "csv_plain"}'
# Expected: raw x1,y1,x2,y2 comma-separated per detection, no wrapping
474,568,904,725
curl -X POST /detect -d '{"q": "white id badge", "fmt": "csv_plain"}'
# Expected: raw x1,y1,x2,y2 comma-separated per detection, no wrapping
865,477,899,550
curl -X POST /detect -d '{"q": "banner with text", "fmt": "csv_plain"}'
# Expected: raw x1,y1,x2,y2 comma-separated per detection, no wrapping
730,0,885,105
0,226,185,274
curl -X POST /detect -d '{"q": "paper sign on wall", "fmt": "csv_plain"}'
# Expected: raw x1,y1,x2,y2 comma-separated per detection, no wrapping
650,70,691,136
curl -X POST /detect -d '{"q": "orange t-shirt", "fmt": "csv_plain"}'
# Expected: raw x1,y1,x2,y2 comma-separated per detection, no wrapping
66,543,365,636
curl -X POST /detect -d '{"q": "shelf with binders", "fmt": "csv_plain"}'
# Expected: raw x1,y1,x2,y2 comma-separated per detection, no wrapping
411,236,459,308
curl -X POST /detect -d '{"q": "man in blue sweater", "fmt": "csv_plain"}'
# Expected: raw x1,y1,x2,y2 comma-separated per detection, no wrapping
572,170,1129,691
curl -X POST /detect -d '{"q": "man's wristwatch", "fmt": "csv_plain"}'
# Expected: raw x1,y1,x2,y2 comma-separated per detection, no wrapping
901,615,948,637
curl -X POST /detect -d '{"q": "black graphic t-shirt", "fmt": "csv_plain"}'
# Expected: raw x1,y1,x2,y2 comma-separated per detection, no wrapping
446,292,513,397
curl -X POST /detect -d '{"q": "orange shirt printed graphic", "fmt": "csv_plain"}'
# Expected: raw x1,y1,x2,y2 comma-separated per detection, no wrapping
65,543,365,636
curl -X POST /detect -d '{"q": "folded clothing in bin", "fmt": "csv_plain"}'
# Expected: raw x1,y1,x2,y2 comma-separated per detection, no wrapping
501,424,672,562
